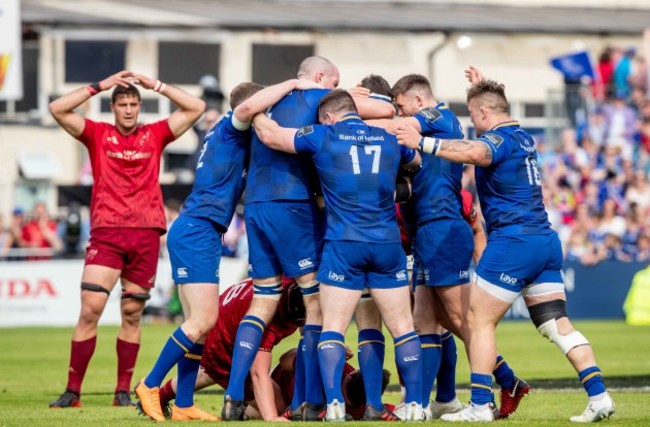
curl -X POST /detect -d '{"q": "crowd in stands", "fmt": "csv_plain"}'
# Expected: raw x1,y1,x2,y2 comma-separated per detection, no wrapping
539,45,650,265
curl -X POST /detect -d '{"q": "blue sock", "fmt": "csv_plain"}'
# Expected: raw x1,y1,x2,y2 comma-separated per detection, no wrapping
394,331,422,405
224,315,265,400
303,324,325,406
470,373,493,405
175,343,203,408
358,329,385,410
579,366,606,397
420,334,442,406
493,355,515,389
318,331,345,404
290,338,306,411
436,332,457,403
145,327,194,387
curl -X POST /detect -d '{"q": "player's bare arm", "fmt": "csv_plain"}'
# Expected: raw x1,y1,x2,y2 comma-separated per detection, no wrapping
396,122,492,167
49,70,135,137
235,79,321,124
465,65,485,84
252,114,298,154
132,72,206,138
352,95,396,119
367,116,421,135
249,350,289,422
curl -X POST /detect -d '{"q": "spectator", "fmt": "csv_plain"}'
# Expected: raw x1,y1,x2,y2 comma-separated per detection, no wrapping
613,47,635,98
21,202,63,259
0,214,12,259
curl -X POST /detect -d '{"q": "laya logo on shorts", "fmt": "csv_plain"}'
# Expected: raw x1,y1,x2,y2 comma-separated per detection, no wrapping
459,270,469,280
239,341,254,350
395,270,407,280
298,258,314,269
499,273,518,285
177,267,188,278
403,355,419,362
327,271,345,282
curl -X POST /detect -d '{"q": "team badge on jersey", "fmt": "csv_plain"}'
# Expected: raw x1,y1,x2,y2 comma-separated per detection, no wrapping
418,107,442,123
483,133,504,148
296,125,314,137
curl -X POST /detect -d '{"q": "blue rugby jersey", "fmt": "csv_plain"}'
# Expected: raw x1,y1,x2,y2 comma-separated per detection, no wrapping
244,88,331,203
294,115,416,242
180,112,251,232
410,104,465,225
475,121,552,236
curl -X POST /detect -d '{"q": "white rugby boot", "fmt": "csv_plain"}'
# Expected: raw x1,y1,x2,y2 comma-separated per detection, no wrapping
430,397,466,419
570,393,615,423
441,402,496,422
325,399,346,422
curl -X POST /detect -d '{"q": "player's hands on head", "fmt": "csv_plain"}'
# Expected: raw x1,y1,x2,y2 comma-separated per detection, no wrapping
395,122,423,149
295,79,323,91
130,73,157,90
100,70,135,91
465,66,485,85
348,85,370,98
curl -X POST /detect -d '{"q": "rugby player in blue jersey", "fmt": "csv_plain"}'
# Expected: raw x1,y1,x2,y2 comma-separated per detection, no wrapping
135,78,320,422
253,89,425,422
223,57,395,421
396,67,614,423
371,74,528,420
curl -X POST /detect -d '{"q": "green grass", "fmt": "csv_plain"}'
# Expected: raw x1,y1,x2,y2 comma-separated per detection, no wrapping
0,321,648,426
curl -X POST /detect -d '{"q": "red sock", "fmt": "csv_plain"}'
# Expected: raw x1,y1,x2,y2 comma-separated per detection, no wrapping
159,379,176,408
67,336,97,394
116,338,140,393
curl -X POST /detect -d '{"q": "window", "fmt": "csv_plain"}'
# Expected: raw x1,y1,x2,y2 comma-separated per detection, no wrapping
158,42,220,85
65,40,126,83
524,103,545,118
252,44,314,85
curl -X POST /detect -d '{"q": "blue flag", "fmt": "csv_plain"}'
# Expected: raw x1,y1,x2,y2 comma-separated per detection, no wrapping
550,51,595,80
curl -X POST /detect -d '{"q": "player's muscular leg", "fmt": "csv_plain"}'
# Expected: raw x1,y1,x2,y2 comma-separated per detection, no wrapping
466,284,512,375
370,287,415,338
249,275,283,324
178,283,220,342
296,272,322,325
73,265,121,341
435,284,471,339
413,286,444,335
119,279,149,343
319,284,361,334
525,292,597,372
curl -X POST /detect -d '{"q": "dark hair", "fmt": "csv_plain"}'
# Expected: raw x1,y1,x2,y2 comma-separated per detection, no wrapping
229,82,264,109
466,79,509,114
111,84,141,104
346,369,391,407
318,89,357,123
360,74,393,99
392,74,433,98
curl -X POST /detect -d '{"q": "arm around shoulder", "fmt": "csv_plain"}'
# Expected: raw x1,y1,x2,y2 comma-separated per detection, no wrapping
252,114,298,153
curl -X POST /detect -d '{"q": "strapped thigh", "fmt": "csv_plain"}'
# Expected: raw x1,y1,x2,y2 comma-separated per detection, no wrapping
121,290,151,301
81,282,110,296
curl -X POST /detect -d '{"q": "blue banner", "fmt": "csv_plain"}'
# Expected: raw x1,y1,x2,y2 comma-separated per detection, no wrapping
550,51,595,80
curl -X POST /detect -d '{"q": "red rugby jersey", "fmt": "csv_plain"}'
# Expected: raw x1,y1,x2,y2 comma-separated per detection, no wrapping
460,189,478,226
77,118,175,232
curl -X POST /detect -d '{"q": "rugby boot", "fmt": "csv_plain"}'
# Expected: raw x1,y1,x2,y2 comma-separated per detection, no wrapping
497,376,530,419
134,378,165,422
49,389,81,408
441,402,496,422
281,404,304,421
171,404,220,421
430,397,465,419
303,402,327,421
570,393,615,423
325,399,347,422
392,401,425,421
221,395,246,421
113,390,136,407
362,404,399,421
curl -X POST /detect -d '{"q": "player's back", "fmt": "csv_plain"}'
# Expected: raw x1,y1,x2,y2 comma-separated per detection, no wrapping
476,121,551,236
410,104,465,224
181,112,251,232
311,116,410,243
245,88,330,204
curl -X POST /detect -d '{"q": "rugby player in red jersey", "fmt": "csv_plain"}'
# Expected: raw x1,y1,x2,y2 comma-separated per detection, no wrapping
48,70,205,408
157,278,305,421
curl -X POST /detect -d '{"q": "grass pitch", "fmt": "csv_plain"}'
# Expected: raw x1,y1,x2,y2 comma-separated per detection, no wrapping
0,320,648,426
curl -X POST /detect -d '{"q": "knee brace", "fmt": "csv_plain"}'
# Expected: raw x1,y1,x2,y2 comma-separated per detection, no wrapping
297,279,319,296
121,290,151,301
253,281,282,300
81,282,110,295
529,300,590,355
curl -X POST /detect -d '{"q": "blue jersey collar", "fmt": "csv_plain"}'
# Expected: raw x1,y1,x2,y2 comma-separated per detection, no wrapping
491,120,519,131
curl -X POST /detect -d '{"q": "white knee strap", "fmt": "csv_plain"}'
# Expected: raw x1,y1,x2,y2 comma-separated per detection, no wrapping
253,282,282,301
537,318,590,355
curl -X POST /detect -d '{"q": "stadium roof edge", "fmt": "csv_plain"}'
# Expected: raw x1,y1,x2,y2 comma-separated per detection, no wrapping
21,0,650,36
